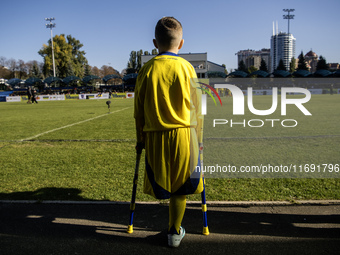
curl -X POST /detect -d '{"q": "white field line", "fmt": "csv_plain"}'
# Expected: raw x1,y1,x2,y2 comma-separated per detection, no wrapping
20,107,131,142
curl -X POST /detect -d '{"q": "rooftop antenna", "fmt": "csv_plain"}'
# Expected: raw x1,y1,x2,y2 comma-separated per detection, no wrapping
283,9,295,34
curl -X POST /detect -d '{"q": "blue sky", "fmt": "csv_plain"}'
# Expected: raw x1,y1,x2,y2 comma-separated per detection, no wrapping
1,0,339,73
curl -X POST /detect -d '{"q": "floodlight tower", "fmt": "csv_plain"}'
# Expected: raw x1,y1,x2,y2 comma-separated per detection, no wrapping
45,17,56,77
283,9,295,34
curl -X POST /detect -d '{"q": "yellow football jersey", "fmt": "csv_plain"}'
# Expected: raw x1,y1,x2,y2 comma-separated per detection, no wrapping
134,53,201,133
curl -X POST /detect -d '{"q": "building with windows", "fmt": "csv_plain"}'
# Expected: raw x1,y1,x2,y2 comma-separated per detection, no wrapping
235,49,270,71
270,32,296,73
141,53,224,78
328,63,340,71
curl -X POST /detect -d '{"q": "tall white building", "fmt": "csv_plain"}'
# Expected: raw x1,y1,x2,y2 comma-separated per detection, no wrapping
270,28,296,73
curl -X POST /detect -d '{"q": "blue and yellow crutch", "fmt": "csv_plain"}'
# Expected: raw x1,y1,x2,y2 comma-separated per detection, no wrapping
199,113,210,236
127,150,142,234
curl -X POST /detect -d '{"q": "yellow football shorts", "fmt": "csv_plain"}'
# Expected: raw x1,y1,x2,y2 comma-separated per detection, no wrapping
143,127,203,199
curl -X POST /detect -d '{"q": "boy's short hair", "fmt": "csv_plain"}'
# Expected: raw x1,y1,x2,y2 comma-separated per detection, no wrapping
155,17,183,49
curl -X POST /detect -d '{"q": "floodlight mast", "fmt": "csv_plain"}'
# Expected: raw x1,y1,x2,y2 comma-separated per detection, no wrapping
45,18,56,77
283,9,295,34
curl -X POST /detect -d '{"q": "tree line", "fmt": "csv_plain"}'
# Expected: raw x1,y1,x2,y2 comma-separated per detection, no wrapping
0,56,121,84
126,48,158,74
0,34,158,82
0,57,43,80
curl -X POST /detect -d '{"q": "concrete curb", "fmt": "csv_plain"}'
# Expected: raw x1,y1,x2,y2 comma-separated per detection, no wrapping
201,200,340,206
1,199,339,206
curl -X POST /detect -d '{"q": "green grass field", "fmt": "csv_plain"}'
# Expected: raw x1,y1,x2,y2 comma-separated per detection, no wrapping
0,95,339,202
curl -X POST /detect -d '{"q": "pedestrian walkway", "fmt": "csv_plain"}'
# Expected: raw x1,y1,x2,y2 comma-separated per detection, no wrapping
0,201,339,254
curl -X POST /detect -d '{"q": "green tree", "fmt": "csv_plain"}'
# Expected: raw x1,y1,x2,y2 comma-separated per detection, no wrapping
238,60,247,73
28,60,43,78
66,35,88,77
316,55,328,70
276,59,287,71
289,57,296,73
84,64,92,76
222,64,228,75
259,58,268,72
152,48,158,55
39,34,88,78
66,61,75,77
248,65,258,74
128,49,159,73
137,49,143,71
127,51,137,71
297,51,308,71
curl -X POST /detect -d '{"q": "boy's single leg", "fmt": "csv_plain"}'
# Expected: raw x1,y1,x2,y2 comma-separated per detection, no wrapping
168,194,186,234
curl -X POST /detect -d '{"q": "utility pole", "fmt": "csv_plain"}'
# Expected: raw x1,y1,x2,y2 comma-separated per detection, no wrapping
45,17,56,77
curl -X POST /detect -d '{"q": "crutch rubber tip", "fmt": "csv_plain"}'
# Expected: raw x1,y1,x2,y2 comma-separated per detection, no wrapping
202,226,210,235
127,225,133,234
